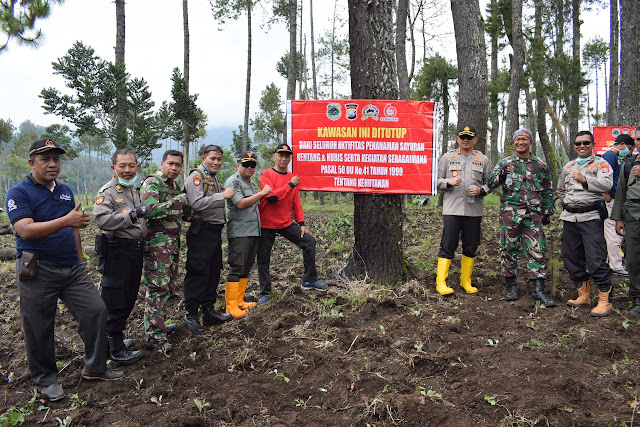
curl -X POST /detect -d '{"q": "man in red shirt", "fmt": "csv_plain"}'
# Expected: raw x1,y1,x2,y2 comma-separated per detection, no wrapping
257,143,327,304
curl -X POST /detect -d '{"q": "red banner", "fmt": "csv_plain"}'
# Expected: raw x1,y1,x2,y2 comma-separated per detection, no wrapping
287,100,439,194
593,126,636,155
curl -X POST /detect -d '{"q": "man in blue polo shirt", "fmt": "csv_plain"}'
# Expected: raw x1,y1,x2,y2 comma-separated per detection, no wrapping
6,138,123,402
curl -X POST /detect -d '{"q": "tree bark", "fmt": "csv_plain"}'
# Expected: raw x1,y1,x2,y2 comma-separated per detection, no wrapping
450,0,488,153
115,0,127,147
243,1,252,151
182,0,190,179
503,0,524,153
396,0,410,99
345,0,404,285
607,0,618,125
284,0,297,144
568,0,580,146
310,0,318,99
619,0,640,125
488,0,499,165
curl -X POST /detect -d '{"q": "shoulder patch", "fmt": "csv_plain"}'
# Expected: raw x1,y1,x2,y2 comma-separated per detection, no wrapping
95,196,105,205
193,175,201,186
601,163,610,173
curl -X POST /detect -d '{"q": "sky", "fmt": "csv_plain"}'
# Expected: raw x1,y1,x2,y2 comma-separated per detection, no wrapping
0,0,610,145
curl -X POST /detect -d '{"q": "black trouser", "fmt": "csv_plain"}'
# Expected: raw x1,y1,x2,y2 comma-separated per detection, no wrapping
184,220,224,307
257,223,318,295
17,259,108,387
561,219,613,291
438,215,482,259
227,236,259,282
623,212,640,298
100,238,143,338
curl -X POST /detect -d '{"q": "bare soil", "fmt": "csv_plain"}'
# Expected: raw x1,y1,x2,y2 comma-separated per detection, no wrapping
0,204,638,426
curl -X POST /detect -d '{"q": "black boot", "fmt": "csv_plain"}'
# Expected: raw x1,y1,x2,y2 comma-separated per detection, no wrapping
629,297,640,316
183,303,204,333
505,277,520,301
202,302,232,326
108,336,143,365
531,279,556,307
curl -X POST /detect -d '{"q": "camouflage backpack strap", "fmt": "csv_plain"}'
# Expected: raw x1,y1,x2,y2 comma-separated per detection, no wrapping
145,172,168,203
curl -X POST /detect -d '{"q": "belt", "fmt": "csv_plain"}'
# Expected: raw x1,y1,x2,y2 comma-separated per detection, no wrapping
192,219,224,231
628,199,640,204
107,237,145,251
562,203,599,214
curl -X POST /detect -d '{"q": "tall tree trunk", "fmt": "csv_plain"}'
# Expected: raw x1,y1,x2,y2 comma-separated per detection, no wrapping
284,0,297,144
182,0,190,179
524,83,536,155
114,0,127,147
489,0,499,165
607,0,618,125
503,0,524,153
450,0,488,153
441,82,450,157
298,1,303,98
619,0,640,125
310,0,318,99
243,1,252,151
345,0,403,284
396,0,410,99
568,0,580,148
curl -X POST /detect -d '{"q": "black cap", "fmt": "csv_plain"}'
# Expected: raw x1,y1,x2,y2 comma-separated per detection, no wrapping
615,134,634,147
457,125,477,138
274,143,293,154
29,138,66,156
237,152,258,164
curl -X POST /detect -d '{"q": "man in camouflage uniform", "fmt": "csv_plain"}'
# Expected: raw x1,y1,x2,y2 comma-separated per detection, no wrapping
94,148,146,365
140,150,188,351
612,126,640,316
435,125,492,295
489,128,555,306
559,130,614,316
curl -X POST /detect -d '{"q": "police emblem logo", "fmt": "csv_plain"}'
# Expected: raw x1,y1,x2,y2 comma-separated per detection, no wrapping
115,198,123,203
345,103,358,120
452,171,459,177
361,104,379,121
95,196,105,205
193,175,201,186
326,104,341,121
45,139,55,147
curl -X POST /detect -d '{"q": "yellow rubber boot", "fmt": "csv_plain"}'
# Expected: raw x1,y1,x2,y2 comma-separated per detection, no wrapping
225,282,247,318
460,255,478,294
435,258,454,295
591,286,613,317
237,278,257,310
567,281,591,307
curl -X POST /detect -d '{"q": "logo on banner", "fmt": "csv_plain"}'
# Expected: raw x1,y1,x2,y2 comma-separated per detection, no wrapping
381,103,399,122
326,104,341,121
345,103,358,120
362,104,379,121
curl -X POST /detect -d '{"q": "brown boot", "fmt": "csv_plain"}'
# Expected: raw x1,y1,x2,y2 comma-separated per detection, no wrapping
591,286,613,317
567,281,591,307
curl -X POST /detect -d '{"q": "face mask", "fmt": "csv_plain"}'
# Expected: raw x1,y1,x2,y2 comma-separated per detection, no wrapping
118,176,137,187
575,156,592,165
618,148,631,158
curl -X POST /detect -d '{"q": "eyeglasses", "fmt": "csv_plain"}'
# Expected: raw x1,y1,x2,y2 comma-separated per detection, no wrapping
573,141,593,147
241,161,256,168
459,135,474,140
203,145,222,154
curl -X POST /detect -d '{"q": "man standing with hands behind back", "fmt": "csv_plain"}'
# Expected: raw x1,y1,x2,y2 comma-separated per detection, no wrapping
434,125,491,296
257,143,327,305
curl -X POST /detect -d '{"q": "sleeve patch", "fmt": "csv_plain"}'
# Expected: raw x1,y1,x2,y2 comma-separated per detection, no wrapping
6,199,17,212
601,163,610,173
193,175,201,186
95,196,105,205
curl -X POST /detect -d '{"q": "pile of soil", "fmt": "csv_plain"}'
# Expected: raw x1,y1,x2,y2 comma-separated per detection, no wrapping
0,205,638,426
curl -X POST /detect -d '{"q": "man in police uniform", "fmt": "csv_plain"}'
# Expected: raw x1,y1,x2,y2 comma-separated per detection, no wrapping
435,125,491,295
140,150,188,351
94,148,146,364
6,139,123,402
612,126,640,315
182,145,234,333
558,130,614,316
224,152,272,318
489,128,555,306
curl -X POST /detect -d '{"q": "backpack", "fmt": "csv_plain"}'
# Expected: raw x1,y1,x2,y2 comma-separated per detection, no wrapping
623,154,639,183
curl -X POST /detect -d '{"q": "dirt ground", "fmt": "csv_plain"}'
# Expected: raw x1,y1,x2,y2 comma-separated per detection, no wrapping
0,203,639,426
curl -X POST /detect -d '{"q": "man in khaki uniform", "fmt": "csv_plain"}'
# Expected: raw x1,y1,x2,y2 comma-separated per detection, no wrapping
435,125,491,295
558,130,613,316
94,148,147,365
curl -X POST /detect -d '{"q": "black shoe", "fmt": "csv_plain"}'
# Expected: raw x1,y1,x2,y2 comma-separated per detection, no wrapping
531,279,556,307
108,336,142,365
145,339,174,353
183,313,205,333
123,338,134,349
81,368,124,381
39,383,64,401
505,277,520,301
629,298,640,316
165,323,178,336
202,303,232,326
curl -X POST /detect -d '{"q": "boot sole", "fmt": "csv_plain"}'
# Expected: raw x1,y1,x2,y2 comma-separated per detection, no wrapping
109,352,143,366
591,310,613,317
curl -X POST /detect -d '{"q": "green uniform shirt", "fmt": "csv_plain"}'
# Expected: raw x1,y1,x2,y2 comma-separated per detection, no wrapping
612,155,640,221
225,172,261,238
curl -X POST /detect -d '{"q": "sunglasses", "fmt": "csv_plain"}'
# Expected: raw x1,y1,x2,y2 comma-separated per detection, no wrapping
573,141,593,147
240,161,256,168
203,145,222,154
459,135,475,140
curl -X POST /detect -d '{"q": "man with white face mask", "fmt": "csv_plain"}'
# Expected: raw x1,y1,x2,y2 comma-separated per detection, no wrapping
94,148,148,365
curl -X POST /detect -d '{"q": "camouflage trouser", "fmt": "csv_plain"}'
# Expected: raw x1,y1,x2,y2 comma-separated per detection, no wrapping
499,209,548,280
142,248,179,341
